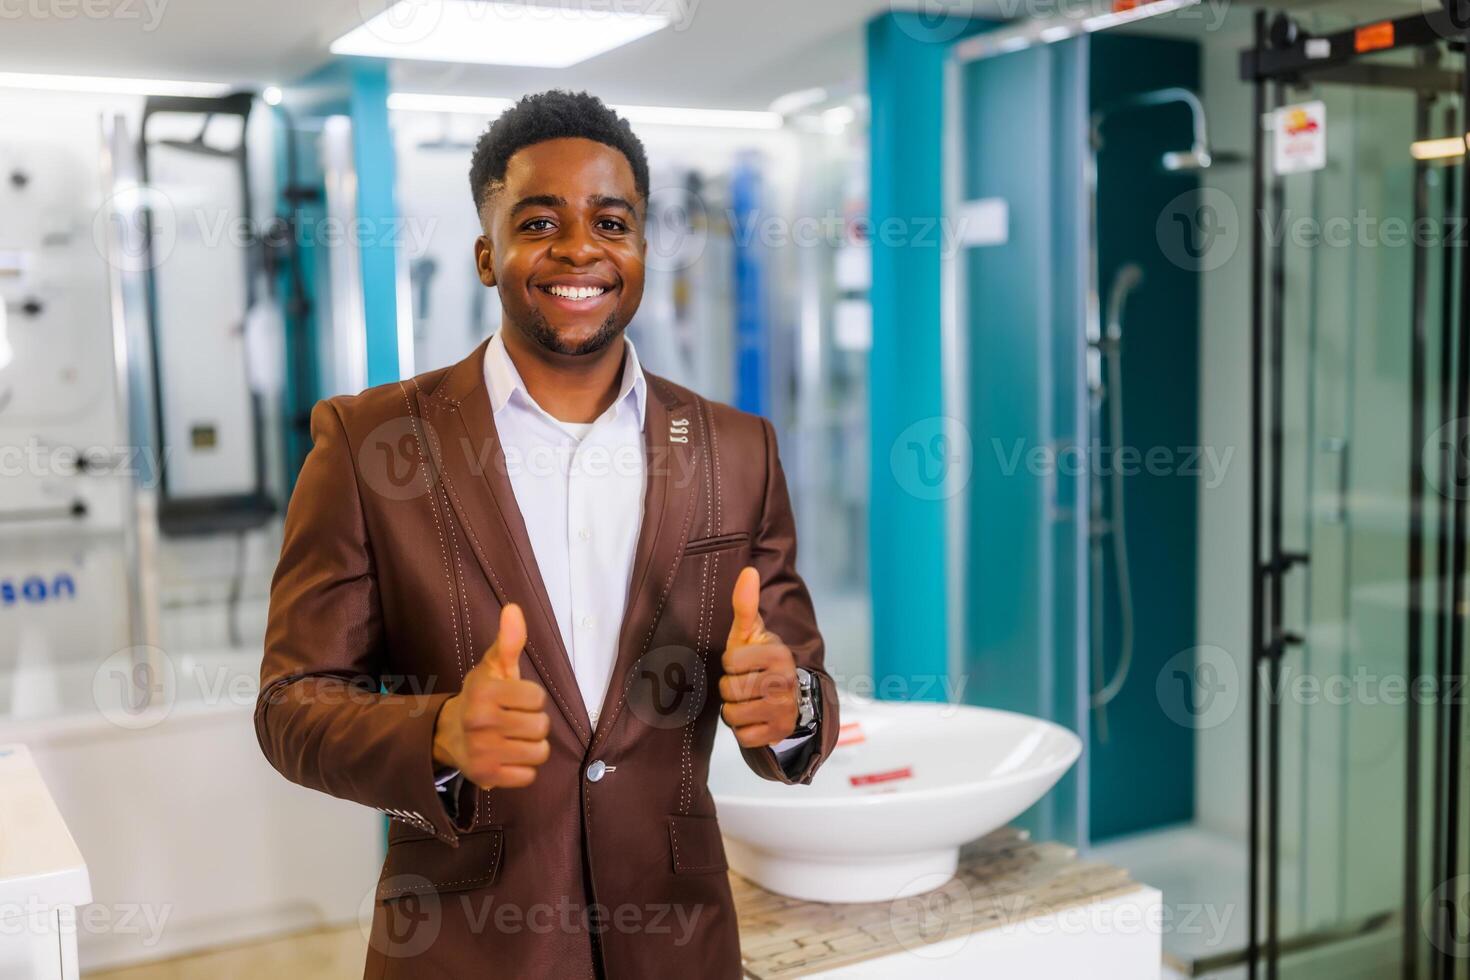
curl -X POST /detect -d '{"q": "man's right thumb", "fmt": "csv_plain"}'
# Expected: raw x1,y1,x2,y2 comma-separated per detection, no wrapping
490,603,526,679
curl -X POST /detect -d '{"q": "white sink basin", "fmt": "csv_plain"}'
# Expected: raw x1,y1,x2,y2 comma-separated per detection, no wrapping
709,696,1081,903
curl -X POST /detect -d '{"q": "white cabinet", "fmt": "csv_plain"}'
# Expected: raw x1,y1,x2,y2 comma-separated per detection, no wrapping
0,745,90,980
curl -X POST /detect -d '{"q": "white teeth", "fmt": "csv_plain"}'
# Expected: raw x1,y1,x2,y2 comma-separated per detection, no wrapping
546,284,607,300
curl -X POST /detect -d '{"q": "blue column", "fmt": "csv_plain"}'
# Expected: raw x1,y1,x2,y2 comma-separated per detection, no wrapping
346,61,403,386
730,153,769,416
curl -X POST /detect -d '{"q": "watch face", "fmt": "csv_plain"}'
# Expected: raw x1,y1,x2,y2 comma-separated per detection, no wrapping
794,669,818,730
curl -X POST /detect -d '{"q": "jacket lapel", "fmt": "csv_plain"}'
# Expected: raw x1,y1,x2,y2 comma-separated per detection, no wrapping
591,376,699,752
414,340,593,747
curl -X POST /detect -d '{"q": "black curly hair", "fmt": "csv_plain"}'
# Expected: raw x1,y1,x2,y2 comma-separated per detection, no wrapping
468,90,650,215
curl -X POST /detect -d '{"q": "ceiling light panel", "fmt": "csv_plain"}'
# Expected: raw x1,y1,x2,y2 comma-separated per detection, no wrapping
333,1,671,68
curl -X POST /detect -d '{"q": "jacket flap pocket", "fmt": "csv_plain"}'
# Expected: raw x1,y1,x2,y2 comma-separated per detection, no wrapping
682,532,749,557
668,815,728,875
377,826,504,902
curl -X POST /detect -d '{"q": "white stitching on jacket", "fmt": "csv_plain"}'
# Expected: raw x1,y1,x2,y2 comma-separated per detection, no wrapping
399,383,463,679
596,378,698,748
411,379,485,830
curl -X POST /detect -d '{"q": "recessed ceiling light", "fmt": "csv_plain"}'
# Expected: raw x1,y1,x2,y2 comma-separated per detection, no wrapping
0,72,232,97
332,0,671,68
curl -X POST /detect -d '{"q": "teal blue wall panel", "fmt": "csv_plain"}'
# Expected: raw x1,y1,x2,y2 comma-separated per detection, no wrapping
347,61,404,387
1086,34,1201,842
283,60,403,391
866,13,990,699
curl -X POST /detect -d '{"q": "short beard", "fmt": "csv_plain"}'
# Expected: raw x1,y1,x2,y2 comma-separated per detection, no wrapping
521,308,625,357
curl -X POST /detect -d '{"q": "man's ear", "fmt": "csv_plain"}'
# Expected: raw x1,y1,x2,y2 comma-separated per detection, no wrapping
474,235,496,288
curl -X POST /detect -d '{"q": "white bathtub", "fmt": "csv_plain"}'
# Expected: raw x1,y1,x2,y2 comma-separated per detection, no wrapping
0,647,381,972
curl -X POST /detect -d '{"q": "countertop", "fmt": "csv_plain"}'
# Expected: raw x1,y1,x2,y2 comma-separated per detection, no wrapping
736,827,1140,978
0,743,91,910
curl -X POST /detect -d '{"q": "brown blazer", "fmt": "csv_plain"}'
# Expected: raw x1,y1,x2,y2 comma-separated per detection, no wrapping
255,338,840,979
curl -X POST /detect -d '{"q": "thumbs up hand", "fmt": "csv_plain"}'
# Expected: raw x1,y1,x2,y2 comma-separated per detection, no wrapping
719,566,801,748
432,603,552,789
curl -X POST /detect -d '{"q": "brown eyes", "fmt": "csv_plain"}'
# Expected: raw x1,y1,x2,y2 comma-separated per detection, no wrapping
518,217,631,234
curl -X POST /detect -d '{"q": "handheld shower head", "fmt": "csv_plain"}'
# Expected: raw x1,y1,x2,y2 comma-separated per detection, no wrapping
1105,264,1144,343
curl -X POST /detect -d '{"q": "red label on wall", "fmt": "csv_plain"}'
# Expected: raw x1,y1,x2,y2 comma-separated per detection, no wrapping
1354,21,1394,53
850,767,913,787
837,722,865,747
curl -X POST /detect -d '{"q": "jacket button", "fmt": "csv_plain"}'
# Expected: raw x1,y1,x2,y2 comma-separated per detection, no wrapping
587,760,607,783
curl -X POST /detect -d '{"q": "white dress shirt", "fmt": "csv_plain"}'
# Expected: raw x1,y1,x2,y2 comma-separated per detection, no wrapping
483,329,647,727
431,331,809,801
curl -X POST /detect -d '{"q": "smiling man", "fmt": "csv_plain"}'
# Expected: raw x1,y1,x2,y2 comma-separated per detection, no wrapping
255,90,840,978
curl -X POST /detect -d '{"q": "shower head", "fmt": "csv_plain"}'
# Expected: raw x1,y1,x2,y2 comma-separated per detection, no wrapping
1093,87,1218,174
1162,148,1212,172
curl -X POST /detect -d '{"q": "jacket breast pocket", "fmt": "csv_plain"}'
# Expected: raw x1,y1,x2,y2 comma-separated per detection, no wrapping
681,532,749,558
376,826,504,902
668,814,728,875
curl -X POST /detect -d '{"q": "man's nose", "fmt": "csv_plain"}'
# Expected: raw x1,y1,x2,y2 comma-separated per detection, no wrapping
549,223,602,265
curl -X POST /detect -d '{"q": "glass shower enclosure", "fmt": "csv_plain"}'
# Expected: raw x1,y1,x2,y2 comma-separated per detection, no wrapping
948,4,1470,978
1245,8,1470,979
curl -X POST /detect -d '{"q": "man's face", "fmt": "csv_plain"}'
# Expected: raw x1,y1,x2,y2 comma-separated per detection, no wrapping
475,137,646,357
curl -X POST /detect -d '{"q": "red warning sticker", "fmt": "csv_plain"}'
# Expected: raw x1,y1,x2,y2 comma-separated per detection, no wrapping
850,767,913,787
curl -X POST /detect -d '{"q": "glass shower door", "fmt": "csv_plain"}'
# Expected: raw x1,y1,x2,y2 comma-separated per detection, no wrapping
1254,25,1465,979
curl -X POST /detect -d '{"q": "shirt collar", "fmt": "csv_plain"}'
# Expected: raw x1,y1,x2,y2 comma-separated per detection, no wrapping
483,330,648,431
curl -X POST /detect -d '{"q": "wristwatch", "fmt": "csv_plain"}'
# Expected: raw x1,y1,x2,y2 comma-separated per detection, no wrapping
791,667,821,738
